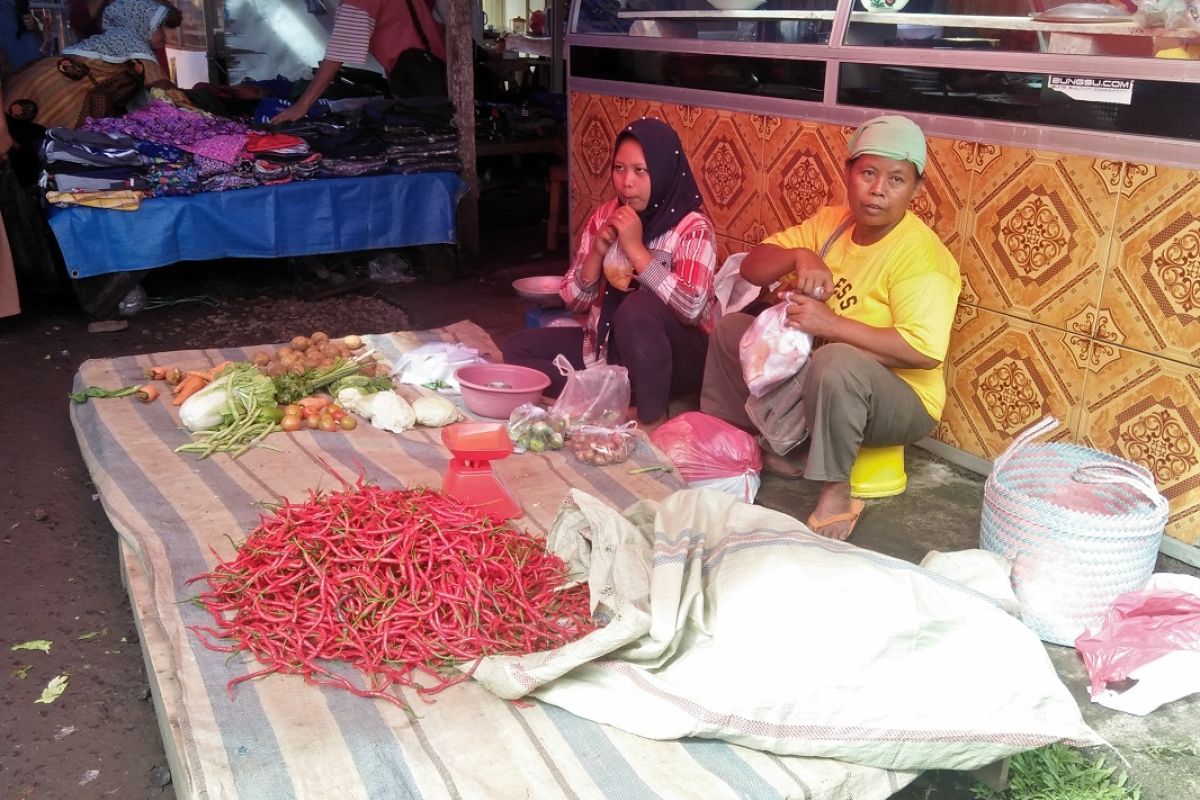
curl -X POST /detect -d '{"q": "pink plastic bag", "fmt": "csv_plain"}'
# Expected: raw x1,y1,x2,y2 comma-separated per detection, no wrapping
650,412,762,502
1075,588,1200,700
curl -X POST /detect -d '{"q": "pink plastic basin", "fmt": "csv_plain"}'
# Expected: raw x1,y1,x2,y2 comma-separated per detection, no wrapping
455,363,551,419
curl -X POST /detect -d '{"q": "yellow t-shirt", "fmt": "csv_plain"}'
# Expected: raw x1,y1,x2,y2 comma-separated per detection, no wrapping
762,207,961,419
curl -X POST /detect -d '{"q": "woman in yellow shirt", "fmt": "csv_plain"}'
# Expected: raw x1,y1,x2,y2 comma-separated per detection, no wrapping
701,115,961,540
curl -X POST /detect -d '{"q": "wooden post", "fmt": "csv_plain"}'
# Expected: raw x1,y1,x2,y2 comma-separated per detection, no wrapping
447,0,479,257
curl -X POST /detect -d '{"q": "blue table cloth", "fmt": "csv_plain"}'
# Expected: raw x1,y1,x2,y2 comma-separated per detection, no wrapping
49,172,463,278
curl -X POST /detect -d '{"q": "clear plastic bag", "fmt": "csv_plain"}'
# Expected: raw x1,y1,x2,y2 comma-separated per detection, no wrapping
650,412,762,502
507,403,567,453
1134,0,1200,29
739,300,813,398
549,354,630,431
569,422,638,466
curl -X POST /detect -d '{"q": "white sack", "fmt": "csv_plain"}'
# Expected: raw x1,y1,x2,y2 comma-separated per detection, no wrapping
475,488,1099,771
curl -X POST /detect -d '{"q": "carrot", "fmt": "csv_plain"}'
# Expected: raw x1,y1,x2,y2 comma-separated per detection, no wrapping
145,366,167,381
166,367,184,386
135,384,160,403
172,374,209,406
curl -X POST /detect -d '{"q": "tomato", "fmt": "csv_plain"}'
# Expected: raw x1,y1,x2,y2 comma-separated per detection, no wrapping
331,410,346,422
339,415,358,431
318,414,339,433
305,414,320,430
283,404,303,418
326,404,343,416
280,414,303,432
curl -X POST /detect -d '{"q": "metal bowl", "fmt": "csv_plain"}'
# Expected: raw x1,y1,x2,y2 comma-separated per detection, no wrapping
512,276,564,307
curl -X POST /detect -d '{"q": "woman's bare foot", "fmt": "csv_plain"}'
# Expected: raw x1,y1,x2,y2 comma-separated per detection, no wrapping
760,447,804,478
806,481,864,540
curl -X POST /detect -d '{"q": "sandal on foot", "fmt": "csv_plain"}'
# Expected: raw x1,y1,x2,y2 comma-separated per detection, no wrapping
807,498,866,540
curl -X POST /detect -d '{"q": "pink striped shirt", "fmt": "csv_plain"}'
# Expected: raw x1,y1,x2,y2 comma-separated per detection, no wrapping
323,0,446,73
561,198,718,365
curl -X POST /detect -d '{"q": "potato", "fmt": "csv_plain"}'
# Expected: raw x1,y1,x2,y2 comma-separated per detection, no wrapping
342,335,363,350
310,331,329,345
291,335,310,351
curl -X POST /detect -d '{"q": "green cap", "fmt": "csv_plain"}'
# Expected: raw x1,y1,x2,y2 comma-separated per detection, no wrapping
847,115,927,175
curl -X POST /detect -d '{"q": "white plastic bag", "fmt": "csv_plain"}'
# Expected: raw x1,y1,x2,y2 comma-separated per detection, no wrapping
739,299,813,397
390,343,484,392
712,252,760,318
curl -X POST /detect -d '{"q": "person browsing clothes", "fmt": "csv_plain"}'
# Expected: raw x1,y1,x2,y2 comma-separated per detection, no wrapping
700,114,961,540
270,0,446,126
503,117,717,429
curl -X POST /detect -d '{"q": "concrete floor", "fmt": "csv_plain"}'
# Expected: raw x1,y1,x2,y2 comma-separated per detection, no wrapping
402,249,1200,799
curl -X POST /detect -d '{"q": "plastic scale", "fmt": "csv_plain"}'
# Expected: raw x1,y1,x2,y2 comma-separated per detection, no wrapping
440,422,523,519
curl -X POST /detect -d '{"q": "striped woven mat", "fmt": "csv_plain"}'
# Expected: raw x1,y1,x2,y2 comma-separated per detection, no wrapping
70,321,913,800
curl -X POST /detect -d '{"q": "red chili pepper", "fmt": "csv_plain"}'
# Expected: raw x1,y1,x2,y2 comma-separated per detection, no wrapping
189,482,596,709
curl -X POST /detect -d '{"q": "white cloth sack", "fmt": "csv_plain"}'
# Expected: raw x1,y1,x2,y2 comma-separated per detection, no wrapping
475,489,1099,771
389,342,484,392
919,549,1022,617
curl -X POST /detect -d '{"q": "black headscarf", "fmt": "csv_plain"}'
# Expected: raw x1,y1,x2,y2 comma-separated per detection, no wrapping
613,117,703,245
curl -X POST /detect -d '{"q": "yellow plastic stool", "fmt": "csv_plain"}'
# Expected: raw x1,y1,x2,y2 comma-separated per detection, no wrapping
850,445,907,499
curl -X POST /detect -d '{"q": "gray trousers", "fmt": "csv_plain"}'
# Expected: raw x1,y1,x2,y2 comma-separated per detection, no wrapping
700,312,936,483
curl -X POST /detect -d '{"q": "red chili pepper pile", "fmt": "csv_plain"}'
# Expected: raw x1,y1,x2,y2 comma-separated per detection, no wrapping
188,480,594,709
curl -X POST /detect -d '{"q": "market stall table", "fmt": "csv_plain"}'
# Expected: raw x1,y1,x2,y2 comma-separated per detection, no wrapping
47,172,462,278
69,321,918,800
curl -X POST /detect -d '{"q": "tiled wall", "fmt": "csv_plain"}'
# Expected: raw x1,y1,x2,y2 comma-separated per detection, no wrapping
570,90,1200,546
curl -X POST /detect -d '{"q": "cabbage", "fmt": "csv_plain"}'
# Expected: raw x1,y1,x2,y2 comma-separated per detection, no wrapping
179,364,276,433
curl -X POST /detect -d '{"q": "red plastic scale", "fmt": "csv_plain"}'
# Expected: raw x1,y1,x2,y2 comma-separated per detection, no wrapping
440,422,523,519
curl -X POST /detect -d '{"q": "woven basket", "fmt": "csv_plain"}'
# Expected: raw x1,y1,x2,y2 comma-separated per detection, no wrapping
980,417,1168,646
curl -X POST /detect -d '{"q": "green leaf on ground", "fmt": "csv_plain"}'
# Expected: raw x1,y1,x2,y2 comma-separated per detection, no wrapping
77,630,104,641
11,639,52,653
12,665,32,680
34,674,69,704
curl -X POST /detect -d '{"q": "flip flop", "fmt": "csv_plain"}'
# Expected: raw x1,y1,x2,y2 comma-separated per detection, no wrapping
807,498,866,540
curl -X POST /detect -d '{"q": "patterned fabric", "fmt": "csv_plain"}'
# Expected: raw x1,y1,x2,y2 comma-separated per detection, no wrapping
145,163,201,196
199,172,259,192
180,133,247,165
61,0,168,63
562,198,718,367
45,189,144,210
84,100,248,146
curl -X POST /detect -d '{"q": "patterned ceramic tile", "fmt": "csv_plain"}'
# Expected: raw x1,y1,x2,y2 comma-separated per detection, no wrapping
1101,164,1200,367
570,194,602,253
571,93,618,201
942,307,1087,460
690,111,763,244
715,234,749,268
950,139,1006,182
1078,344,1200,544
914,136,972,260
959,148,1115,333
759,119,847,238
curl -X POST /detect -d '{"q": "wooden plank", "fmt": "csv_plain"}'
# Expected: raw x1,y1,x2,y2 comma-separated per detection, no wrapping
448,0,479,257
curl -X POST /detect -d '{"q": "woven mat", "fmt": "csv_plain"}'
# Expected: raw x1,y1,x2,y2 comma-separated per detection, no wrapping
70,321,913,800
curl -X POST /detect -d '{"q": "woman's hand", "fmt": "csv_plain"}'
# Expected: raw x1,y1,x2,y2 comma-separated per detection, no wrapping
591,222,617,257
785,293,840,339
607,204,643,252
